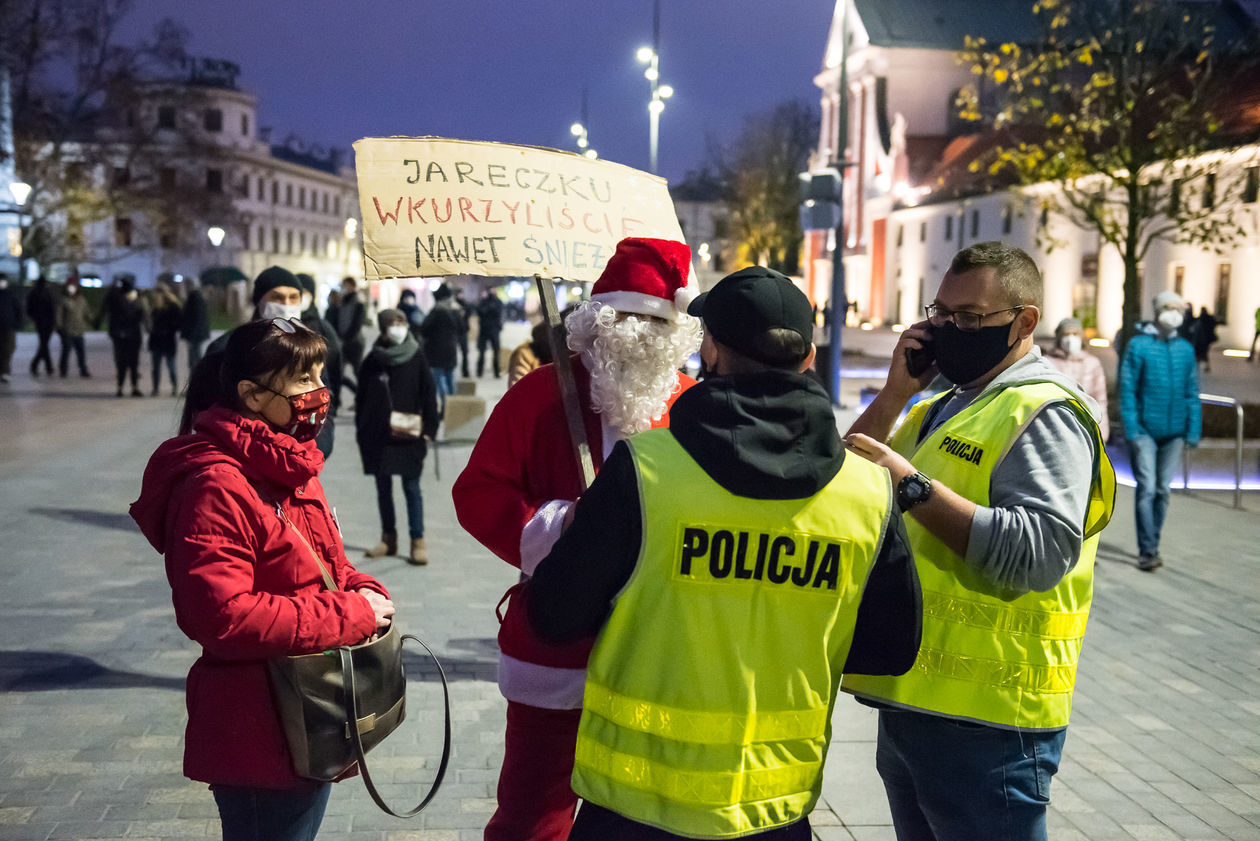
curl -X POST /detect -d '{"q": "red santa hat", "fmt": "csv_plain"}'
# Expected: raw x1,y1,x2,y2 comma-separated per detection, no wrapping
589,237,696,320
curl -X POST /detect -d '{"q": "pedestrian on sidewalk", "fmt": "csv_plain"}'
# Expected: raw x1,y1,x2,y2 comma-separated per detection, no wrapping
525,266,922,840
1193,306,1218,372
355,308,439,565
146,281,182,396
1046,317,1109,442
0,273,19,383
843,242,1115,841
1250,304,1260,360
507,320,555,387
25,276,55,377
130,316,394,841
420,283,462,413
181,277,211,375
104,277,145,396
334,276,366,407
55,278,92,378
453,237,702,841
1119,289,1200,571
475,288,504,378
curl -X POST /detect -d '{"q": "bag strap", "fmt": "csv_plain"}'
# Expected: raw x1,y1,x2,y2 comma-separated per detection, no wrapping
340,633,452,818
273,502,338,591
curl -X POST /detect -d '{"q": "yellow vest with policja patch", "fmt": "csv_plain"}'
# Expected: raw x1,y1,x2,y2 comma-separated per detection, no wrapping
842,380,1115,731
571,428,894,838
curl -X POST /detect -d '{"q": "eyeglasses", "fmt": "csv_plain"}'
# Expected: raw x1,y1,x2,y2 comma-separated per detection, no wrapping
925,304,1026,333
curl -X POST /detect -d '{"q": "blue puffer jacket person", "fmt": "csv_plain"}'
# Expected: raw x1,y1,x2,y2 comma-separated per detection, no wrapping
1119,319,1201,443
1118,289,1201,570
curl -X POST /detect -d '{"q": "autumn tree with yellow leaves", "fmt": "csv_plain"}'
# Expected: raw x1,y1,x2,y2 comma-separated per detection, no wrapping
958,0,1260,345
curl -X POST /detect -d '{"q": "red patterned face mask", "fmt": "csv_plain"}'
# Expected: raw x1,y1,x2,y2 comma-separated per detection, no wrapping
256,384,331,442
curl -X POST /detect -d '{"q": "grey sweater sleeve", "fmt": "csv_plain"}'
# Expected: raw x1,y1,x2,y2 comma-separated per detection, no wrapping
964,403,1096,594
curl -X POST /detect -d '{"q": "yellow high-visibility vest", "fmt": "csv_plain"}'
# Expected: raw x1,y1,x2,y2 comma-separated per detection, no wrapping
571,429,894,838
843,380,1115,730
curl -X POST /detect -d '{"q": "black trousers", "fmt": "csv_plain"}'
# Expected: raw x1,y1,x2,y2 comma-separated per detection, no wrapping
30,326,54,374
112,336,141,390
59,332,88,376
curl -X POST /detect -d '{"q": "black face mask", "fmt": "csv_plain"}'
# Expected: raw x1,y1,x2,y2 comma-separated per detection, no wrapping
932,321,1016,386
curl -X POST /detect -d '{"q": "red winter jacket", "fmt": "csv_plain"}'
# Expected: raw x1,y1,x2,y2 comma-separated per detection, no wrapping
130,405,388,789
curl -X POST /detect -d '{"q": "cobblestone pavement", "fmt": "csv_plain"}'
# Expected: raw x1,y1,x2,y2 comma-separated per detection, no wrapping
0,327,1257,840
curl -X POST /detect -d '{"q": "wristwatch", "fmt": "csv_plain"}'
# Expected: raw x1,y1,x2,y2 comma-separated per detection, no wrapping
896,472,933,513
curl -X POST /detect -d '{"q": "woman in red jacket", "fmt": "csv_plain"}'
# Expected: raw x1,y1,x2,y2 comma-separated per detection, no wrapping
131,317,394,841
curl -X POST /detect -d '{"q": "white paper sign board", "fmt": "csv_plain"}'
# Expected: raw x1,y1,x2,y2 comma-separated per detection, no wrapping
353,137,685,282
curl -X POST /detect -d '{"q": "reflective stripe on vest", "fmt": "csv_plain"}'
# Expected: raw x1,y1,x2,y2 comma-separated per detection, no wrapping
571,429,893,838
843,381,1115,731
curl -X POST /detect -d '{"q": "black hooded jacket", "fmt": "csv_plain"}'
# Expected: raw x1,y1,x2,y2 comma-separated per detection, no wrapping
526,369,922,676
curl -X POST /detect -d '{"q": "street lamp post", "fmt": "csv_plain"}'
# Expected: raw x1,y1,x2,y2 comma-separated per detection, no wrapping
637,0,673,175
570,88,598,160
8,181,31,283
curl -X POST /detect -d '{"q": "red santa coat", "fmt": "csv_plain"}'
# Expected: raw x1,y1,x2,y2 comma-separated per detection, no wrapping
130,406,387,788
452,355,693,708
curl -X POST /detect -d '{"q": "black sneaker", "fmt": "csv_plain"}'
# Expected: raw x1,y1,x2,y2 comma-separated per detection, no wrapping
1137,554,1163,571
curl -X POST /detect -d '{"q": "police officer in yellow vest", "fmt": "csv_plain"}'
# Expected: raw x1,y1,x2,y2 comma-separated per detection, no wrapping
521,266,923,840
843,242,1115,841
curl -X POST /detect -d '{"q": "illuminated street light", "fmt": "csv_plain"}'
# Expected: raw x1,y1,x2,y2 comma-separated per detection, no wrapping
637,0,672,175
206,226,225,248
570,90,597,160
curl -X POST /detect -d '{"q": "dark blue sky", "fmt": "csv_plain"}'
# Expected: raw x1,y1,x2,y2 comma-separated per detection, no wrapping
124,0,833,183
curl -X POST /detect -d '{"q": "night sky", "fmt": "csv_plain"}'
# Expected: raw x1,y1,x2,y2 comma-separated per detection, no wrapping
122,0,833,184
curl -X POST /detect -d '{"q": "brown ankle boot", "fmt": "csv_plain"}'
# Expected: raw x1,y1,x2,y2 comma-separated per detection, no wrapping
408,537,428,565
364,530,397,558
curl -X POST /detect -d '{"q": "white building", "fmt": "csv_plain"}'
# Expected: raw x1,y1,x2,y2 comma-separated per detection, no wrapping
809,0,1260,349
23,58,362,306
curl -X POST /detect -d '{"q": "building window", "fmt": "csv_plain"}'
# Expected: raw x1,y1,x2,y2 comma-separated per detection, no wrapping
1216,263,1231,324
896,225,904,247
286,229,293,254
206,169,223,193
944,215,953,241
113,166,129,186
1002,204,1012,234
970,209,980,238
299,186,306,209
1172,265,1185,296
286,184,293,206
1245,167,1259,204
204,108,223,132
272,228,279,253
159,168,176,190
272,181,279,204
1203,173,1216,210
919,221,926,242
257,178,265,201
242,226,250,251
239,174,250,197
299,231,307,253
323,192,330,213
334,196,341,216
115,218,133,247
241,113,250,137
258,225,265,252
157,106,176,129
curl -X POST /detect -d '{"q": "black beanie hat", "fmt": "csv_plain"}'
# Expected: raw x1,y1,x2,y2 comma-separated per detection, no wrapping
295,273,316,296
252,265,301,304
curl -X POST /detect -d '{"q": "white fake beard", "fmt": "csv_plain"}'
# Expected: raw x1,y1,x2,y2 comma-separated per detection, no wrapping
566,301,702,436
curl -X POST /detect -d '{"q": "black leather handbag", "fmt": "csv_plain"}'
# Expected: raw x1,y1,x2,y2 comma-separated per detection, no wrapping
265,503,450,817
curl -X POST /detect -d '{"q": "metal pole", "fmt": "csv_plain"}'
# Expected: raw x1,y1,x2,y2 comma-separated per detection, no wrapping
648,0,661,174
828,0,849,407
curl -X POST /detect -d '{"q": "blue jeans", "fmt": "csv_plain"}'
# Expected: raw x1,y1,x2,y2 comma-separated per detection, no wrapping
1127,434,1184,557
433,366,455,414
875,709,1065,841
376,472,424,539
213,782,331,841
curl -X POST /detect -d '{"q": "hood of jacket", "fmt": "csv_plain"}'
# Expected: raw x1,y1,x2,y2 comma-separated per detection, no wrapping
668,369,844,499
130,405,323,553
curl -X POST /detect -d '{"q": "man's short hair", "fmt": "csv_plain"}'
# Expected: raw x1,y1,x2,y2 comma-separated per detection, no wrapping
949,242,1043,309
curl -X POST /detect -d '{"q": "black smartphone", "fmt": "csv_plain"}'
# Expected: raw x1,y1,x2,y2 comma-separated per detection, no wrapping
904,344,936,378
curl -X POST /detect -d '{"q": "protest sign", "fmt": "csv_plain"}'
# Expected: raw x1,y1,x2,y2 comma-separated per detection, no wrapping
353,137,685,282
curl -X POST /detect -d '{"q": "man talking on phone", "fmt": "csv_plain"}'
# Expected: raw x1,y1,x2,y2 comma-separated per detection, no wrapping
842,242,1115,841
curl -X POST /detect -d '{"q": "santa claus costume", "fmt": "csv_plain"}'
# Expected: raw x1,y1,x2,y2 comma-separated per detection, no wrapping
453,237,701,841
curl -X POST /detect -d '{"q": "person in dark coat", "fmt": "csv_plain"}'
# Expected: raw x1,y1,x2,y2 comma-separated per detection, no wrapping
1193,306,1218,372
106,277,146,396
356,309,439,565
476,289,505,378
0,273,20,383
180,278,211,374
296,273,343,459
398,289,423,336
56,279,92,378
419,283,462,413
455,287,473,378
147,281,182,396
335,276,366,405
25,277,56,377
